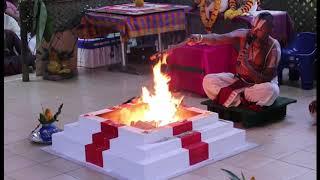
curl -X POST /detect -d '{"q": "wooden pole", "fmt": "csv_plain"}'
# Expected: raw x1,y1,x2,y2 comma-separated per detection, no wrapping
19,1,30,82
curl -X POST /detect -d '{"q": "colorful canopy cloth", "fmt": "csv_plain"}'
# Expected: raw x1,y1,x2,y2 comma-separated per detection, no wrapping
236,10,295,47
78,4,191,42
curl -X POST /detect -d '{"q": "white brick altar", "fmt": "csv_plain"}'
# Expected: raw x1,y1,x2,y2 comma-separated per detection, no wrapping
49,105,256,180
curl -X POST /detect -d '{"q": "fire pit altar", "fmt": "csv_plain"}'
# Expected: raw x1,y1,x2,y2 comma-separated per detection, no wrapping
50,55,255,180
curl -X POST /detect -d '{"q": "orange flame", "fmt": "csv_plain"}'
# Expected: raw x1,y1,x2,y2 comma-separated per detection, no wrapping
102,54,185,128
140,54,183,126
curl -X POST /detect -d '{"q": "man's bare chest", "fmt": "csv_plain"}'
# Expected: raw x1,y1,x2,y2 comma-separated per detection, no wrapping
239,41,269,69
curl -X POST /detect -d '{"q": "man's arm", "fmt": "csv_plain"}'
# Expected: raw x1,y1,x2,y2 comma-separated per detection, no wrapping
201,29,248,46
242,40,281,83
150,29,248,60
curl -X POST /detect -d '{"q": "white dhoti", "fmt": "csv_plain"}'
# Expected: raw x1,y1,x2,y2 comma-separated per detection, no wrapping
202,72,280,107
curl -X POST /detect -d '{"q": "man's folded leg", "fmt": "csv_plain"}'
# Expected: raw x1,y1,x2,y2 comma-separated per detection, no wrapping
243,82,280,109
202,72,237,101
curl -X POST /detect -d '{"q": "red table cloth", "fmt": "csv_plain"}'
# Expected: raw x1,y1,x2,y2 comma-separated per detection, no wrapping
168,44,238,96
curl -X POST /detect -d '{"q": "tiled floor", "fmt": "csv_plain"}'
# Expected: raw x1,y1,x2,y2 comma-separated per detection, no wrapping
4,67,316,180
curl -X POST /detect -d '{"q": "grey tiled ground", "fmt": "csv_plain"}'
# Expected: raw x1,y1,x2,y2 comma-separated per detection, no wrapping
4,67,316,180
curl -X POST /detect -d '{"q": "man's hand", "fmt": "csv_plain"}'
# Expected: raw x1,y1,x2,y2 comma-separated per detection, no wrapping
186,34,204,46
235,49,254,82
150,47,177,61
150,34,204,61
150,51,168,61
237,49,249,64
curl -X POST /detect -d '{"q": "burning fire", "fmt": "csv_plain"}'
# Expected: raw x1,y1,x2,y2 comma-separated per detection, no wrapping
101,53,191,129
140,54,183,126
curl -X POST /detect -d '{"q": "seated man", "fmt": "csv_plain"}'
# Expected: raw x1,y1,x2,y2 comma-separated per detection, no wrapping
188,12,281,110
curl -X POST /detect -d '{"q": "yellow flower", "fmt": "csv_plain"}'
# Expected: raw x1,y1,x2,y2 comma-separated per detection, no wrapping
224,9,236,19
44,108,53,121
234,9,243,17
225,9,242,20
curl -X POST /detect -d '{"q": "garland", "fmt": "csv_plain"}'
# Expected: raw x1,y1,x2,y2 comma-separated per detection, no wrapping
225,0,260,20
199,0,221,33
229,0,258,14
229,0,237,10
239,0,254,14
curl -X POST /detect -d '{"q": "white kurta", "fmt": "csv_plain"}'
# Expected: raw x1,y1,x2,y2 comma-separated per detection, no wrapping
203,72,280,107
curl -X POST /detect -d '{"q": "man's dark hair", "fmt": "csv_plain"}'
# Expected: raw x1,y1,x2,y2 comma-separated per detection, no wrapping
257,12,274,28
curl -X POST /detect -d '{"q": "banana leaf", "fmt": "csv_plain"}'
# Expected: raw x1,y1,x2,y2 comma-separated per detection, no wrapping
43,15,54,42
53,103,64,121
39,113,47,124
32,0,39,34
221,169,242,180
36,0,47,49
241,172,246,180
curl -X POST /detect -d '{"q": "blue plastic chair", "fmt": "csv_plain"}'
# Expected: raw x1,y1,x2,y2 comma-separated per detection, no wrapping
278,32,317,90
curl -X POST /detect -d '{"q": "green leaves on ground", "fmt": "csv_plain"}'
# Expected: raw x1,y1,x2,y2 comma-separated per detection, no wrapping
221,169,242,180
221,169,256,180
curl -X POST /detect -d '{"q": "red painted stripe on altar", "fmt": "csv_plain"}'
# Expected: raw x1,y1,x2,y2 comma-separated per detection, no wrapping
170,121,209,165
177,131,209,166
169,120,193,135
101,120,123,137
179,131,201,147
184,141,209,165
85,121,122,167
